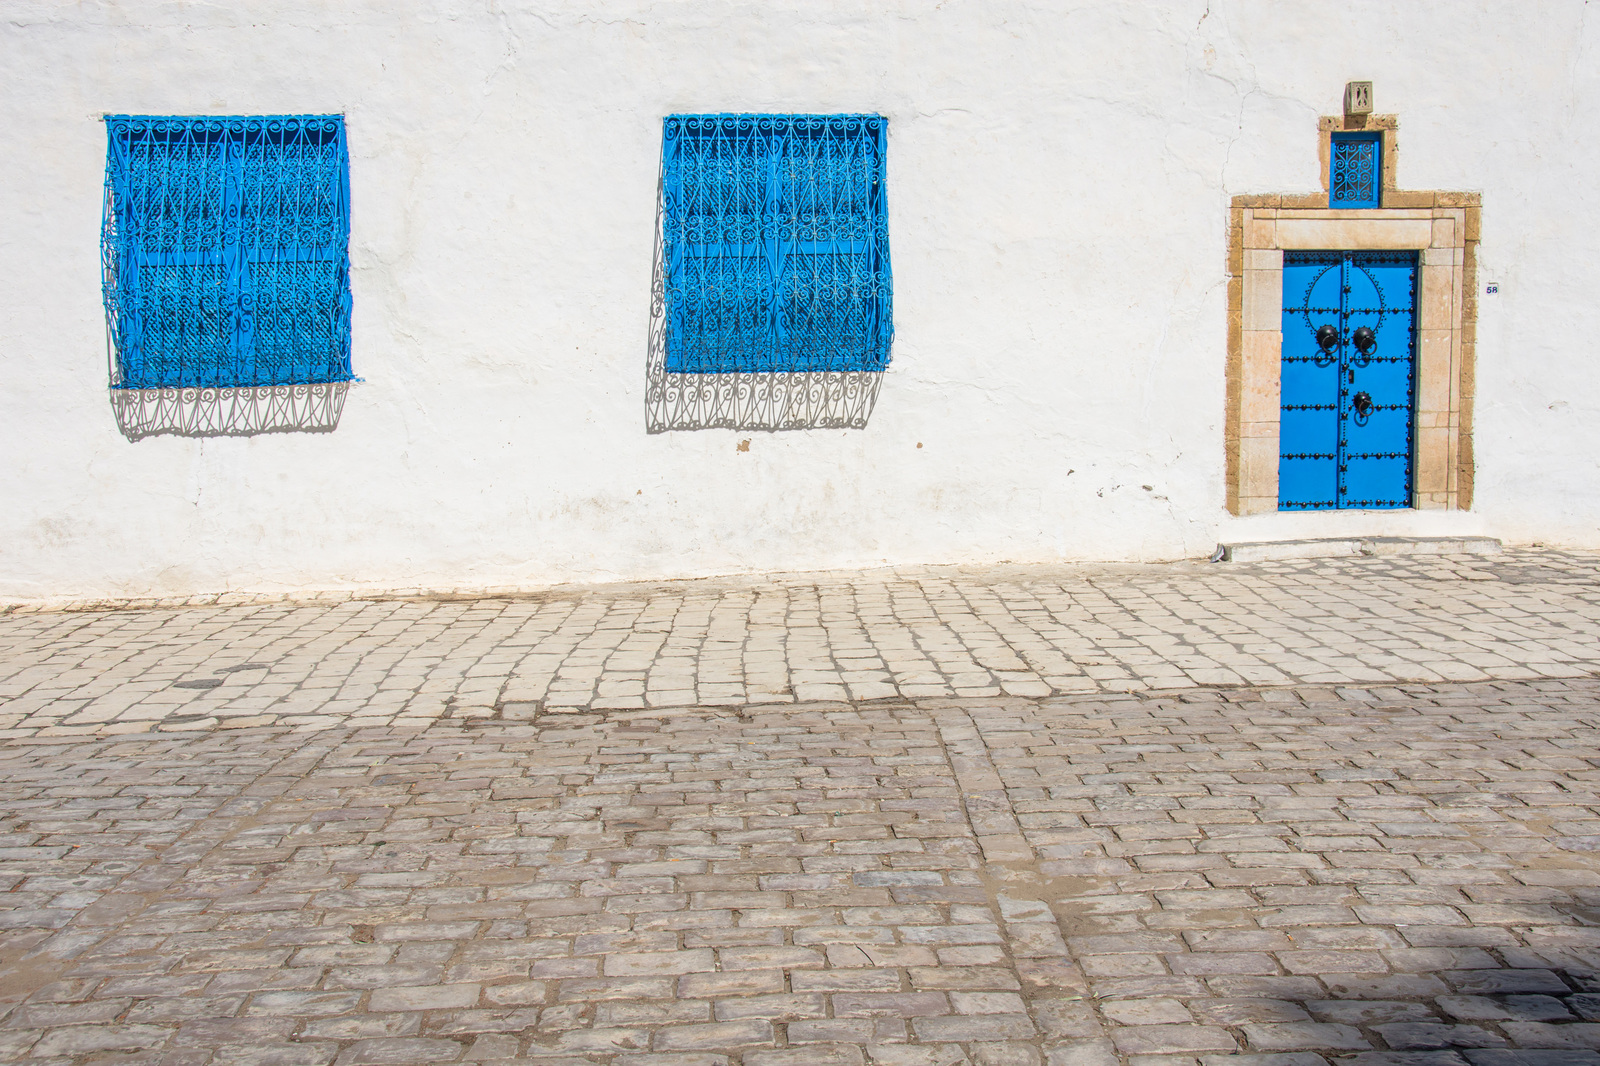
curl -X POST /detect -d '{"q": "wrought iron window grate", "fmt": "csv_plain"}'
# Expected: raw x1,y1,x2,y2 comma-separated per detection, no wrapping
101,115,353,390
659,113,893,374
1329,131,1381,209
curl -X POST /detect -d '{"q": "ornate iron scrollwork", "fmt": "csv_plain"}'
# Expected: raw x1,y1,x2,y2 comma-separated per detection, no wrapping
1330,133,1381,208
648,114,892,432
659,113,892,377
101,115,354,409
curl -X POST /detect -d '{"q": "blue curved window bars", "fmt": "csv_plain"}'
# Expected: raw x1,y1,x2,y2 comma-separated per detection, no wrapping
660,113,893,374
1330,131,1381,209
101,114,353,389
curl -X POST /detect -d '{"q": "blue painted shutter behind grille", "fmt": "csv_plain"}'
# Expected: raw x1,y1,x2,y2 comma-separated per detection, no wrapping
102,116,353,389
661,114,892,373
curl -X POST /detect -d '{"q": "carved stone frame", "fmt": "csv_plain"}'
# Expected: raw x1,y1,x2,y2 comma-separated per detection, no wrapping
1226,114,1480,515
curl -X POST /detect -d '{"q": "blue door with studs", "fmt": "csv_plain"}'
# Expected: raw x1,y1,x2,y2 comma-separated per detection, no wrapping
1278,250,1417,510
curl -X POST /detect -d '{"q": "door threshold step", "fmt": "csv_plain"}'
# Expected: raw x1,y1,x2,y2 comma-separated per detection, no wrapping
1216,536,1503,563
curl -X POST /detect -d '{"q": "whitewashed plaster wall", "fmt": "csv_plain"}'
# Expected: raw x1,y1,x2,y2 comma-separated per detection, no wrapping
1,0,1596,600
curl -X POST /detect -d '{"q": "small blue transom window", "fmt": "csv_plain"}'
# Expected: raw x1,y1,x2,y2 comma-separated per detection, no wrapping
101,114,353,389
660,113,893,374
1329,131,1382,209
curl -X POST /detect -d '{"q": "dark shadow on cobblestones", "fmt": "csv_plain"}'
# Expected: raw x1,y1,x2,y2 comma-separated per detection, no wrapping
1180,964,1600,1066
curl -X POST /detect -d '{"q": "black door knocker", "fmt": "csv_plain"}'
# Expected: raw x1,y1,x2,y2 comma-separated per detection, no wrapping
1315,324,1339,366
1351,324,1376,367
1351,390,1375,424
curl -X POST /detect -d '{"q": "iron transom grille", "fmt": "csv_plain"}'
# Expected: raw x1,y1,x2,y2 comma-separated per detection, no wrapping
1329,131,1382,209
101,114,354,389
659,113,893,374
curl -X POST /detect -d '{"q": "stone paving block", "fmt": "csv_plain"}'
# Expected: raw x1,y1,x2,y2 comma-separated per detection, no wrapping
304,1015,421,1041
603,950,716,977
651,1020,773,1051
792,969,903,993
1570,997,1600,1022
1100,998,1196,1026
866,1045,969,1065
1500,1024,1600,1049
1376,1023,1509,1049
745,1047,866,1066
29,1024,173,1056
1047,1040,1121,1066
1207,976,1326,1000
1462,1054,1600,1066
1309,1000,1438,1025
1326,975,1454,999
367,984,482,1012
212,1045,339,1066
334,1038,466,1064
912,1015,1037,1041
1242,1021,1371,1050
1439,997,1577,1022
834,992,952,1018
1111,1023,1241,1055
1447,970,1573,995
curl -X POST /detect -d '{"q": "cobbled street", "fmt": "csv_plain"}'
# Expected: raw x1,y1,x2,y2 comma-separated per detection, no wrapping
4,550,1600,735
0,551,1596,1065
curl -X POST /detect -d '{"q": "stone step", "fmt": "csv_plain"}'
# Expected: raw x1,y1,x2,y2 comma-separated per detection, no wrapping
1216,535,1503,563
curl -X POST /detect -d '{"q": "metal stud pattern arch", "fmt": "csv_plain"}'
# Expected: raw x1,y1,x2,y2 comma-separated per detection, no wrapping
101,115,353,389
660,113,893,374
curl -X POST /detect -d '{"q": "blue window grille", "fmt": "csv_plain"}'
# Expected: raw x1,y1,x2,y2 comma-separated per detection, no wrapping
1329,131,1381,208
101,115,353,389
660,113,893,374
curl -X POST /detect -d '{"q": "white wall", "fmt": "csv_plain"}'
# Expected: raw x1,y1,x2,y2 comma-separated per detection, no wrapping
2,0,1597,600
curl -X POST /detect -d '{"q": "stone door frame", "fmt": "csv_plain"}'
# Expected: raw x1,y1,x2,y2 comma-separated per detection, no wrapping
1225,114,1480,515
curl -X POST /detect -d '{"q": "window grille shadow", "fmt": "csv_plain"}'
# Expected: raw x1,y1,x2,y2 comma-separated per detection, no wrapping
643,182,885,434
108,382,350,441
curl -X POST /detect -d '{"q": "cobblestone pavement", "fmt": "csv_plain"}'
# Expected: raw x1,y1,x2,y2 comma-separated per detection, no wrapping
2,549,1600,738
0,680,1595,1065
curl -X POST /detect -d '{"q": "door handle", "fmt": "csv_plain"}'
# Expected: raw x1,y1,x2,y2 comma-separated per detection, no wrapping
1351,391,1375,423
1351,325,1376,367
1315,324,1339,366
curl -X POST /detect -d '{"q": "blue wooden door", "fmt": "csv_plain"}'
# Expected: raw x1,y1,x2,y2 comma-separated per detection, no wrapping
1278,251,1417,510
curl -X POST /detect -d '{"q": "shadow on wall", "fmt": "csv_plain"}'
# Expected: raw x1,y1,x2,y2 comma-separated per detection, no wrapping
642,188,885,434
109,383,350,441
